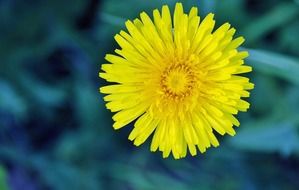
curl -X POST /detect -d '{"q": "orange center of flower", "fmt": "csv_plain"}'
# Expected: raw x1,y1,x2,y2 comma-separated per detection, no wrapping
160,63,197,100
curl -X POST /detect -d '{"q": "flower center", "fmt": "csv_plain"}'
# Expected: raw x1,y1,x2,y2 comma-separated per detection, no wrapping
160,64,196,100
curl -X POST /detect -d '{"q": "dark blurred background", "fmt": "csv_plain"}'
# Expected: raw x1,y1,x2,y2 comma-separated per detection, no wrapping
1,0,299,189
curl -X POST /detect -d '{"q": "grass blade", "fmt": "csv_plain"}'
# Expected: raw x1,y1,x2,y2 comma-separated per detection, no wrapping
245,48,299,85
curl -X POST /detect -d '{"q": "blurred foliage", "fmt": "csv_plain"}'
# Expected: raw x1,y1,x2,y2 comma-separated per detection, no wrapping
0,165,9,190
0,0,299,189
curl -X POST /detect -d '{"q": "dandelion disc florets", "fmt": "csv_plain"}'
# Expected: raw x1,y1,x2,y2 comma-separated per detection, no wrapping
99,3,254,159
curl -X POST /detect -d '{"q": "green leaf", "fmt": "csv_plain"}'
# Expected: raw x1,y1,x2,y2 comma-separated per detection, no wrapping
0,80,27,118
245,48,299,85
242,2,299,44
0,165,9,190
229,117,299,156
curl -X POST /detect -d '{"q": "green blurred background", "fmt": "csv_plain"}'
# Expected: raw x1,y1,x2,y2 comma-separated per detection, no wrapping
1,0,299,189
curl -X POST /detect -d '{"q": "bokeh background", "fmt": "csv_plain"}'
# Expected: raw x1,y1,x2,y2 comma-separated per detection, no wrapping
1,0,299,189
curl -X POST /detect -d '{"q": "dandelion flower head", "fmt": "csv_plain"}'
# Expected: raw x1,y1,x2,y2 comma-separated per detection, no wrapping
99,3,254,159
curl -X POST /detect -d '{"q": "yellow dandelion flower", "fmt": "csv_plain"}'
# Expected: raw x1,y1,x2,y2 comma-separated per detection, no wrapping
99,3,254,159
